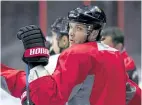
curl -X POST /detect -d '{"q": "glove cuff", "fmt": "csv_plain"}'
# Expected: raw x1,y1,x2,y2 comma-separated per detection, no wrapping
24,47,49,58
28,65,50,83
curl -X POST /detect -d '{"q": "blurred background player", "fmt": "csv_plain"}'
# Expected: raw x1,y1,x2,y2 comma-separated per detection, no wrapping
100,27,139,84
49,17,69,55
45,17,69,74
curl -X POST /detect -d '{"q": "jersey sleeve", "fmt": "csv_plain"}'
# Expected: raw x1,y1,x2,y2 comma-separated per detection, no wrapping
28,52,93,105
1,64,26,98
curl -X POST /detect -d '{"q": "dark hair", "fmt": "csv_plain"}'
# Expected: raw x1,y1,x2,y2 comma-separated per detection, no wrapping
101,27,124,45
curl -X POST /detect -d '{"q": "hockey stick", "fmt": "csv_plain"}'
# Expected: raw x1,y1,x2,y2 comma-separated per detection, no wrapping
26,64,30,105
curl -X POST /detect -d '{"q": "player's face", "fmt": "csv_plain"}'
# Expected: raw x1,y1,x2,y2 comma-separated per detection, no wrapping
51,31,60,54
58,35,69,49
68,22,87,46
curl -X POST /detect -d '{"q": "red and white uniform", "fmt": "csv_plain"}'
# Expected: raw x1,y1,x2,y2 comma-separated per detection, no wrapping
121,50,141,105
127,79,141,105
121,50,139,85
25,42,126,105
1,64,26,98
121,50,136,72
1,42,141,105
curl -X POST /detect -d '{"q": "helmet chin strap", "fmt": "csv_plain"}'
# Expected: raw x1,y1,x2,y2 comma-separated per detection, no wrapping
85,25,94,42
85,22,105,42
95,30,102,41
85,27,101,42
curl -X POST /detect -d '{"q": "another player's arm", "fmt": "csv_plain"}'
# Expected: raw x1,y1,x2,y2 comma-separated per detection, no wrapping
1,64,26,98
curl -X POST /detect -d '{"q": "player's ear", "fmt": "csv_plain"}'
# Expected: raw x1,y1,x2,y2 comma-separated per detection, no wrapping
115,43,123,51
59,35,69,49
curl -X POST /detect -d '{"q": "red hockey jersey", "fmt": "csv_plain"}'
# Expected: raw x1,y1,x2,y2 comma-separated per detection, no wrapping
121,50,136,71
1,64,26,98
27,42,126,105
1,42,128,105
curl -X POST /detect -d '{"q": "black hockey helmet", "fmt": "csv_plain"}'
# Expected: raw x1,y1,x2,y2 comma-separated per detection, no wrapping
50,17,69,53
51,17,69,36
68,5,106,30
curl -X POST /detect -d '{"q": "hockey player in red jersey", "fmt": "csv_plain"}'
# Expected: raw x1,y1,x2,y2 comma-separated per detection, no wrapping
101,27,141,105
49,17,69,55
15,5,126,105
101,27,138,84
1,5,141,105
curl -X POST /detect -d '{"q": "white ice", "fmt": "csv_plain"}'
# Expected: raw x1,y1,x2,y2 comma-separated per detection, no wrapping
0,88,21,105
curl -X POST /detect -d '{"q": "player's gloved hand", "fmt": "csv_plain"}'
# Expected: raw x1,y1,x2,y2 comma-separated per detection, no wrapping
17,25,49,68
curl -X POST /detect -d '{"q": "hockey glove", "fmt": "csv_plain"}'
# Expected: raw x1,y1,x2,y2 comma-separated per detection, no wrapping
17,25,49,68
